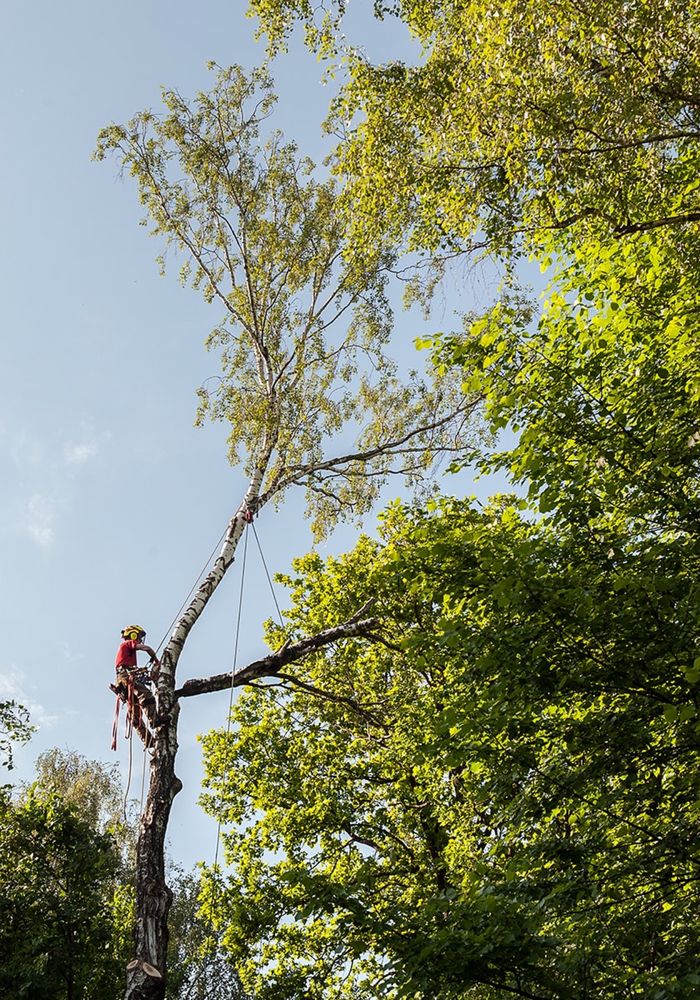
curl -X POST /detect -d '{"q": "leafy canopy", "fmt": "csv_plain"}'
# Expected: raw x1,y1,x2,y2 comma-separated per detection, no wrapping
0,789,127,1000
187,36,700,995
199,498,700,999
248,0,700,259
430,229,700,537
96,64,475,538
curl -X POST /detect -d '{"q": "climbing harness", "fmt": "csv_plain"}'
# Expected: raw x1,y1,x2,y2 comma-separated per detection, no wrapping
111,671,153,751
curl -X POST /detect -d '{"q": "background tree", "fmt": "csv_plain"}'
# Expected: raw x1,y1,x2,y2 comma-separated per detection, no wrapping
199,496,700,1000
165,869,247,1000
0,789,127,1000
0,700,33,772
4,748,250,999
31,748,134,845
95,63,477,998
1,752,138,998
247,0,700,259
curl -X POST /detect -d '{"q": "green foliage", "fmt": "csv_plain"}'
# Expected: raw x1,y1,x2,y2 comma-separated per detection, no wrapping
95,8,700,997
1,762,255,1000
0,700,34,772
30,748,136,852
9,752,245,998
95,65,474,539
248,0,700,260
248,0,344,57
433,231,700,537
199,498,699,999
0,789,127,999
196,192,700,994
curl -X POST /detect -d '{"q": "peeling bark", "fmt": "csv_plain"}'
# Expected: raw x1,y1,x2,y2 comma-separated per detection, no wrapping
127,702,181,1000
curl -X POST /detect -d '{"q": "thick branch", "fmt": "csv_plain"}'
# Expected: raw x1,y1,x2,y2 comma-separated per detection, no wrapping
612,210,700,234
175,614,378,698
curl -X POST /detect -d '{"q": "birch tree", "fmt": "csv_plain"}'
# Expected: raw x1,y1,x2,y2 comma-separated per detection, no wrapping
95,64,478,1000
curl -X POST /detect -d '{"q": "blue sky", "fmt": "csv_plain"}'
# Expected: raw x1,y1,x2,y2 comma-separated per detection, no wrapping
1,1,519,869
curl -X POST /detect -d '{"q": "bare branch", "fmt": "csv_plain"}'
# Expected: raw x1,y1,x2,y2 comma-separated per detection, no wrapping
274,672,385,725
259,399,479,505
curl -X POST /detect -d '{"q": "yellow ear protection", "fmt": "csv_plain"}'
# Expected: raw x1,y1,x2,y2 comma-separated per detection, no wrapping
121,624,146,642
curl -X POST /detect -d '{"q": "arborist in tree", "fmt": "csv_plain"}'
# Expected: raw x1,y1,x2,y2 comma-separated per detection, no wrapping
110,625,161,751
115,624,159,715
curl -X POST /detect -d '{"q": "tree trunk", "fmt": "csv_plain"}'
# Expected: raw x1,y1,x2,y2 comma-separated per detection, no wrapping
122,450,274,999
125,700,181,999
122,460,377,998
124,479,259,999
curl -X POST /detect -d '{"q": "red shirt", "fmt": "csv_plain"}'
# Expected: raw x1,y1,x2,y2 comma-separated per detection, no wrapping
115,639,139,669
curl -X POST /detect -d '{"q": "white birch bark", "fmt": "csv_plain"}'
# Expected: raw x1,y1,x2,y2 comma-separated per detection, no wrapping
125,461,266,1000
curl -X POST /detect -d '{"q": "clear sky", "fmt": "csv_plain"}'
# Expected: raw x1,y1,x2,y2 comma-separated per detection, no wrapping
1,0,518,869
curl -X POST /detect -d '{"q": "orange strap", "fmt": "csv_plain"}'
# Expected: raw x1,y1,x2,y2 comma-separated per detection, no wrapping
111,673,142,750
111,694,121,751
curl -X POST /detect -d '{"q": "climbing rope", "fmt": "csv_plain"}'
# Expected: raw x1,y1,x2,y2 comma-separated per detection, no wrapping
251,521,286,633
212,522,250,874
154,523,230,656
116,524,230,823
187,518,250,972
203,518,290,946
116,516,250,831
207,517,293,884
116,671,153,823
123,721,134,824
139,742,148,817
